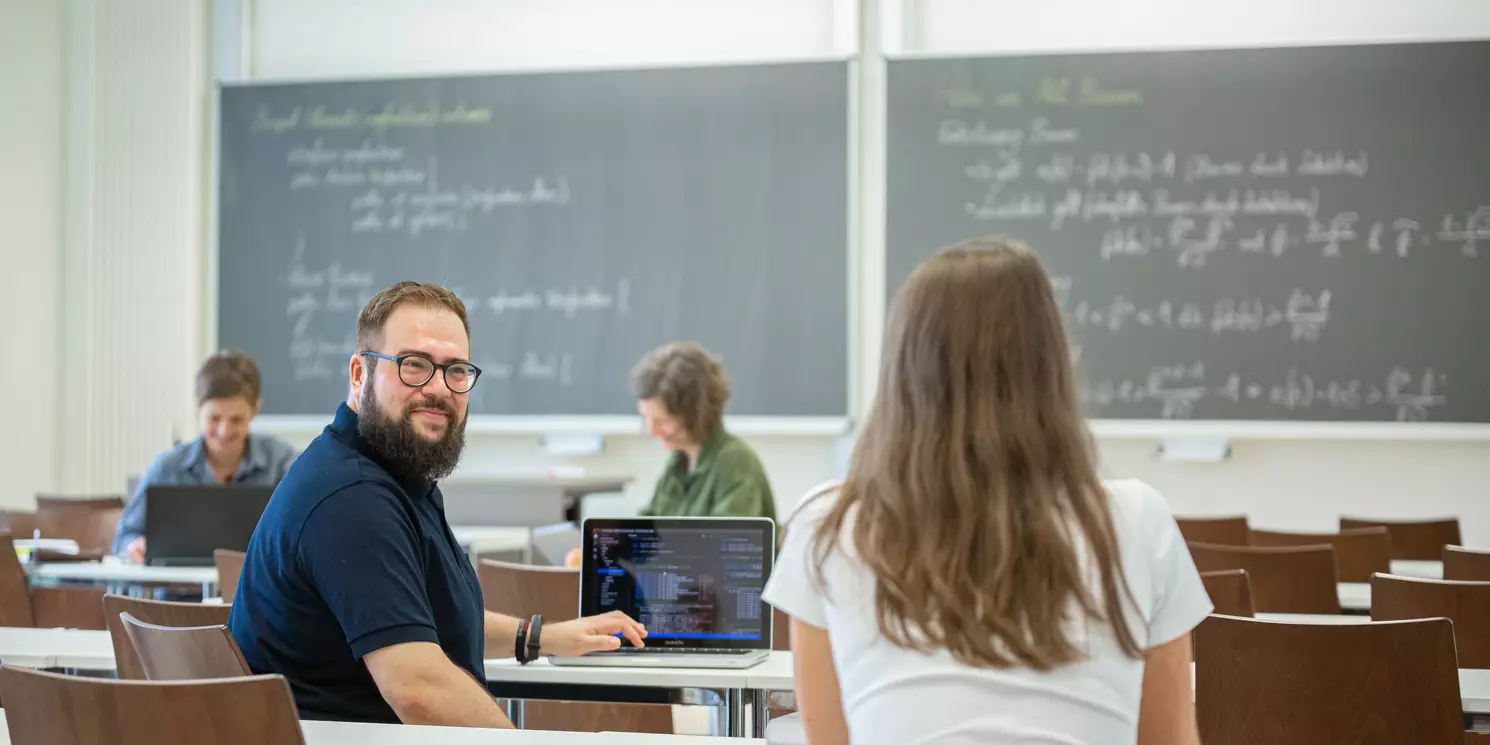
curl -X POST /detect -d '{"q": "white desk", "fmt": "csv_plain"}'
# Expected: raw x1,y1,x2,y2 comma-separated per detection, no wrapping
0,628,114,671
484,654,789,737
24,562,219,597
0,711,758,744
1255,613,1372,625
451,526,532,564
1339,582,1371,612
304,720,757,745
1391,560,1444,580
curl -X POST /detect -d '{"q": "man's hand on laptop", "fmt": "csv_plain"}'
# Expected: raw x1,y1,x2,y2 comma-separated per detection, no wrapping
126,537,147,564
542,611,648,656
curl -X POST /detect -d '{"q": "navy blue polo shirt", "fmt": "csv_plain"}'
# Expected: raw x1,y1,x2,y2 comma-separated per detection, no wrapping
228,403,486,723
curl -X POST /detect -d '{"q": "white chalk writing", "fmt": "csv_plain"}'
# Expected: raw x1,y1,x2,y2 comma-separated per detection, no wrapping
1079,365,1446,421
1060,287,1330,341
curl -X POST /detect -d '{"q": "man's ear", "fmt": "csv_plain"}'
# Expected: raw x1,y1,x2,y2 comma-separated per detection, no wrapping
348,354,366,405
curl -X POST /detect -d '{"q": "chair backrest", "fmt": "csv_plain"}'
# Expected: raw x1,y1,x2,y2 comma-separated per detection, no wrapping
120,612,250,681
1177,516,1250,547
477,559,579,621
1189,543,1340,614
475,559,671,734
104,594,233,680
213,549,246,604
1371,573,1490,667
0,532,35,627
36,495,126,510
35,496,124,555
0,665,304,745
1444,546,1490,582
0,511,38,538
1340,517,1461,561
1248,527,1391,583
1195,615,1463,745
1200,569,1255,617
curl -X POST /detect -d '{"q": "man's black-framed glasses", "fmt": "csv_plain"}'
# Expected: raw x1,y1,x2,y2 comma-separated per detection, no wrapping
360,352,482,393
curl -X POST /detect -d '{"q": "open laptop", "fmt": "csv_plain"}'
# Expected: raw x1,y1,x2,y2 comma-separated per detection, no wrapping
549,517,776,669
145,484,274,567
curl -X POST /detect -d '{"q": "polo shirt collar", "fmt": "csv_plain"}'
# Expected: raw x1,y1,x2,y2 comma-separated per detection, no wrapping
330,402,436,499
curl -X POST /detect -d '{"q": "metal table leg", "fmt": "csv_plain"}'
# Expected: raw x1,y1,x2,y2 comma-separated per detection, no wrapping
725,689,746,737
505,699,526,729
752,688,771,737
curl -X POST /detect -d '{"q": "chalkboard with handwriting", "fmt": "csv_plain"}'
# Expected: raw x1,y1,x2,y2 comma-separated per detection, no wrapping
887,41,1490,423
219,61,849,418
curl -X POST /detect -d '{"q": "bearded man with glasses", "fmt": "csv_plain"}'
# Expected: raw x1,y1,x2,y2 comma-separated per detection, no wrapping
229,281,646,727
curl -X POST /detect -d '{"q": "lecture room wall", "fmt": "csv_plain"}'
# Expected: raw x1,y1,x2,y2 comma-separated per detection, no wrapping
0,0,63,508
8,0,1490,542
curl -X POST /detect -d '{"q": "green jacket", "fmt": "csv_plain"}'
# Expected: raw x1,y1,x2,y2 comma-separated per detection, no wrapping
640,429,777,521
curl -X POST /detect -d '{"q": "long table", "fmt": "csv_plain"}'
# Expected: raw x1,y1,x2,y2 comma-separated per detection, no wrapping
20,526,532,597
0,628,114,670
483,655,793,738
0,710,759,745
6,632,1488,732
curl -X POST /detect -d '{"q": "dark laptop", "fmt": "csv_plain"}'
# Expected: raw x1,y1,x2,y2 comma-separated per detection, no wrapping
550,517,775,669
144,484,274,567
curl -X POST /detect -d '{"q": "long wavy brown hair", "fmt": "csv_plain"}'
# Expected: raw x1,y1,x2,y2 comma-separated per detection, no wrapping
813,236,1139,669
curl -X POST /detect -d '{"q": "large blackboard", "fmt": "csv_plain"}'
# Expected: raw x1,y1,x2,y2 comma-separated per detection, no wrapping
887,41,1490,424
219,61,850,418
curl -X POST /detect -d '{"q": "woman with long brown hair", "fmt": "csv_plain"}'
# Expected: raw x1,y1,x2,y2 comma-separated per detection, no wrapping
761,237,1209,744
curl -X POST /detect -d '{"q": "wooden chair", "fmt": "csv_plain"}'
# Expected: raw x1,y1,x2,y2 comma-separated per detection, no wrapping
1248,527,1391,583
1371,574,1490,668
1188,543,1340,614
1341,516,1462,561
1200,569,1255,617
477,559,673,734
1195,615,1469,744
103,594,233,680
35,495,124,556
0,665,304,745
121,612,252,681
1177,516,1250,547
0,510,38,538
0,531,36,626
1444,546,1490,582
36,495,126,510
213,549,246,604
0,532,108,629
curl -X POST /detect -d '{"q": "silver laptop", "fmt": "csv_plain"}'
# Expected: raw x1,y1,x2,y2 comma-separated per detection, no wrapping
549,517,776,669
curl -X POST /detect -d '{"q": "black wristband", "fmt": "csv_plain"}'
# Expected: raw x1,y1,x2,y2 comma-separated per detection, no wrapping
525,615,543,663
514,619,528,662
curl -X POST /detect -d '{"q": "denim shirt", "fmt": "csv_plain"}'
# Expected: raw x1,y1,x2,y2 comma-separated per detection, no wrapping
111,434,300,555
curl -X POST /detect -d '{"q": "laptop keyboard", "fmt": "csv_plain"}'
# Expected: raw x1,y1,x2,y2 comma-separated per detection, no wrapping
600,648,755,655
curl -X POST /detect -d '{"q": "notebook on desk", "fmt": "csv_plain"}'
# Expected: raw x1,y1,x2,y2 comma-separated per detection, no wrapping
549,517,776,669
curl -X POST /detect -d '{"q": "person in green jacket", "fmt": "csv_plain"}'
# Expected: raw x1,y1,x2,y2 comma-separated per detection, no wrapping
629,341,777,521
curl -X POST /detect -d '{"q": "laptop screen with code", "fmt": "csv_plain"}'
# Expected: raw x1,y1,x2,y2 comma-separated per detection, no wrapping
578,518,776,650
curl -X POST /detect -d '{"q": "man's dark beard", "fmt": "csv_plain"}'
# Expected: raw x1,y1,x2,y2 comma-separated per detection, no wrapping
358,386,467,483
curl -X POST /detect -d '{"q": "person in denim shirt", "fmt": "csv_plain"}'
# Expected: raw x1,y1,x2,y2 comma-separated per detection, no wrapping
112,350,298,562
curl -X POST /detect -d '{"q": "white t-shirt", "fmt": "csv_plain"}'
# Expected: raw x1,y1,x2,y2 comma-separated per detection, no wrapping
760,479,1212,745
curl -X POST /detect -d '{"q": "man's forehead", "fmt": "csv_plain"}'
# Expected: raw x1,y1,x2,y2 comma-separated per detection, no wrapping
382,304,471,358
